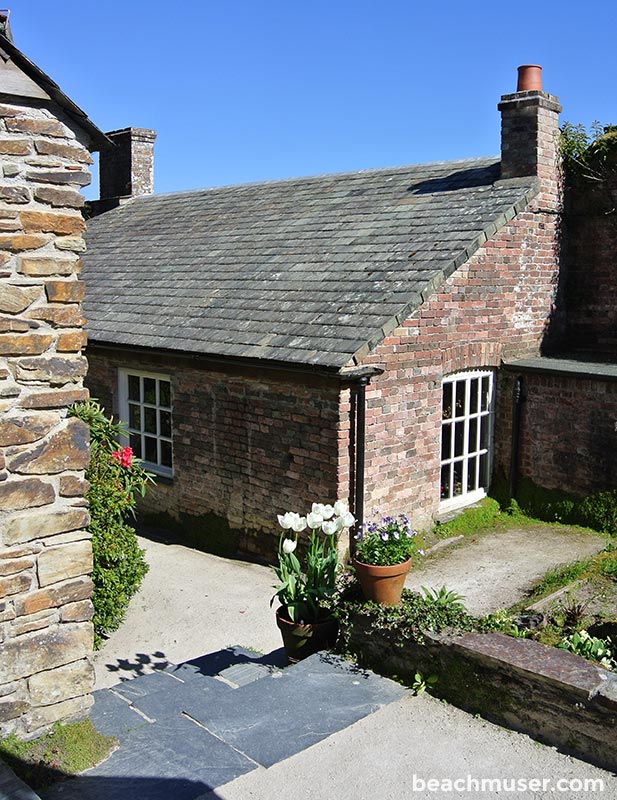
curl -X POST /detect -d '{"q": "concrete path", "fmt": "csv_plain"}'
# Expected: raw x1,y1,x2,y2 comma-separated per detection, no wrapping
94,531,281,689
405,524,606,615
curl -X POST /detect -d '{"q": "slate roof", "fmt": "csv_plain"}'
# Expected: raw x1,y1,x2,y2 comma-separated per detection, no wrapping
82,157,538,369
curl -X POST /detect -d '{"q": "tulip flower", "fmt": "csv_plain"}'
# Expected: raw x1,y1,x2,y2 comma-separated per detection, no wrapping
282,538,297,554
291,515,307,533
321,504,335,520
334,500,347,516
307,511,324,529
321,519,338,536
277,512,295,529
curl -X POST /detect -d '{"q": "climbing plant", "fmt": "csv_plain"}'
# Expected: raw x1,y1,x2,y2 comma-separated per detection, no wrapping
69,399,152,647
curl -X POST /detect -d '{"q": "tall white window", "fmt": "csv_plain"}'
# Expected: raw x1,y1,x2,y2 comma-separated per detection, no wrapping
440,370,494,510
118,370,173,477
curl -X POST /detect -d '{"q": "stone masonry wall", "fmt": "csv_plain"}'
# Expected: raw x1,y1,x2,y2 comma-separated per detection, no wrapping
346,203,561,531
0,99,94,737
496,369,617,496
86,349,341,559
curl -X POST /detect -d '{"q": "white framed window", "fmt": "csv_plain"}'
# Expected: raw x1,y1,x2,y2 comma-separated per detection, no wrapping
118,370,173,477
440,369,494,511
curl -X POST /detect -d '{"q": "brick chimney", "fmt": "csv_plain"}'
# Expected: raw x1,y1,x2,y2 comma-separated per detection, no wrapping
90,127,156,215
498,65,561,191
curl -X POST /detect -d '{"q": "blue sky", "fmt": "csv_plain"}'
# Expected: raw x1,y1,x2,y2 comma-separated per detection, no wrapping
11,1,617,197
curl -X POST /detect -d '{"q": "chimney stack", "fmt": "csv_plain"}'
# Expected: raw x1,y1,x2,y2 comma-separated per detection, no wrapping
95,127,156,213
498,65,561,182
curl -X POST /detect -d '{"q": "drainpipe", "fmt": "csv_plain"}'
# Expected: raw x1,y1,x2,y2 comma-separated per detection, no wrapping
509,375,526,500
338,366,384,557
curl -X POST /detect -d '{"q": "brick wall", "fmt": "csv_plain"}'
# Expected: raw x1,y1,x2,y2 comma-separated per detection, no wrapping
349,201,561,531
0,100,94,736
86,349,342,557
496,369,617,496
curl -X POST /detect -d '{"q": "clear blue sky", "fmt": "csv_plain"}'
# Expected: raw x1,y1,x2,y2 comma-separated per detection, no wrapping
11,1,617,197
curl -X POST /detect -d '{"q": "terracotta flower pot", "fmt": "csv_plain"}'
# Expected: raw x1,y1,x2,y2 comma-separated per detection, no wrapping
275,606,338,664
353,557,412,605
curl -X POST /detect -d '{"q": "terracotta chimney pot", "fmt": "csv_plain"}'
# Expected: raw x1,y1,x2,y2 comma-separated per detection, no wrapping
517,64,543,92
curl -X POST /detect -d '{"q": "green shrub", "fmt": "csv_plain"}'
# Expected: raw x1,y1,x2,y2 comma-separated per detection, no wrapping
69,400,152,647
574,491,617,535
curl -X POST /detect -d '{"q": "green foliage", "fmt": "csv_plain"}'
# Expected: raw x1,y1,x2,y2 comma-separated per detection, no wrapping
575,491,617,535
412,671,438,695
524,559,592,604
433,497,502,539
69,399,152,647
355,512,417,566
420,585,466,612
482,610,530,638
560,121,617,183
558,629,616,671
0,719,116,791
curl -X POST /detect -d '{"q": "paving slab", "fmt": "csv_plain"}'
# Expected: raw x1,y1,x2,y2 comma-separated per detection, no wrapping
405,525,606,615
88,688,150,741
43,708,257,800
191,652,406,768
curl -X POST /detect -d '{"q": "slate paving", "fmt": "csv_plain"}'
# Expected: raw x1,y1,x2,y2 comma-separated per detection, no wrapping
40,648,406,800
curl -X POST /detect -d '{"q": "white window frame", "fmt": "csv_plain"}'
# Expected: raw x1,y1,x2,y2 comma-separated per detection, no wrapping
439,369,495,512
118,369,173,478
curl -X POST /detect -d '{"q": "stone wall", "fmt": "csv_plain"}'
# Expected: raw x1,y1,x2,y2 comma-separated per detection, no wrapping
347,619,617,772
86,348,342,558
0,99,94,737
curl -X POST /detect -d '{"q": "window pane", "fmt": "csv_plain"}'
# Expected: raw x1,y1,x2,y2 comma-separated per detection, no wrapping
480,453,489,487
442,382,452,420
440,464,451,499
144,436,158,464
452,461,463,497
481,376,491,411
159,380,171,408
470,379,478,414
454,381,465,418
454,421,465,457
468,417,478,454
441,423,451,461
480,415,490,450
144,407,157,434
128,374,140,402
144,378,156,405
160,410,172,438
129,433,142,458
160,440,172,468
129,403,141,431
467,456,478,492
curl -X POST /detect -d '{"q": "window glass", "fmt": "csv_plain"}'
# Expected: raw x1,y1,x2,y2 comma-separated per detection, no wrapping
121,371,173,477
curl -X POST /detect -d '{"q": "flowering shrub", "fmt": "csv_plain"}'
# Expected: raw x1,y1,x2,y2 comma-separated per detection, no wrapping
272,501,355,623
69,400,152,647
354,511,417,566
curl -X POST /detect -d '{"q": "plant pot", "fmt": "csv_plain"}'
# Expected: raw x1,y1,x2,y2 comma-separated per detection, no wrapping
275,606,338,664
352,557,412,605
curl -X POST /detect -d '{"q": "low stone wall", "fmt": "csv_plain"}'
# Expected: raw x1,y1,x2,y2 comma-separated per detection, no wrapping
347,620,617,771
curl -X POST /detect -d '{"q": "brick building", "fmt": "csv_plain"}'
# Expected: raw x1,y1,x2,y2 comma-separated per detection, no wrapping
83,66,616,559
0,17,109,735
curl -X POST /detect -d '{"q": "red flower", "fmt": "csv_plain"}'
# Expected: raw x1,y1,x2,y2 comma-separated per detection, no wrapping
112,447,133,468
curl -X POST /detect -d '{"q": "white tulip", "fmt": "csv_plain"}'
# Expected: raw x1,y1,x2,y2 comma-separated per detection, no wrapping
322,519,338,536
277,512,294,529
334,500,348,516
322,504,335,520
291,516,307,533
341,511,356,528
307,511,324,529
311,503,326,516
335,515,346,532
282,538,297,554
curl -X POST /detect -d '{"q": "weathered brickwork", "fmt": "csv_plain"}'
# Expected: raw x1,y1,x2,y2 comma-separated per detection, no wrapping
0,99,93,737
495,370,617,496
86,351,341,557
